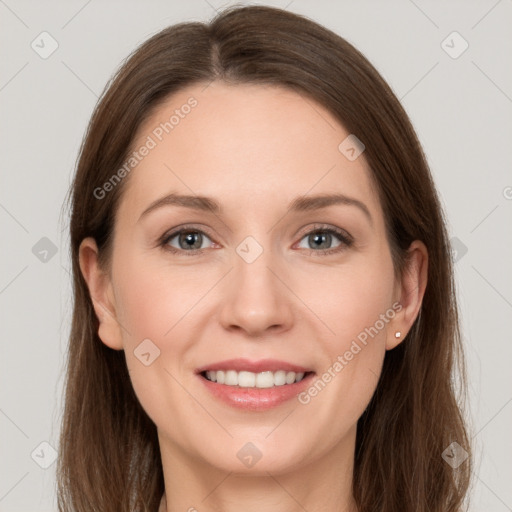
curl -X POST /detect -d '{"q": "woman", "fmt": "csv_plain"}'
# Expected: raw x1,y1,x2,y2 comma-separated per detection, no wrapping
58,5,471,511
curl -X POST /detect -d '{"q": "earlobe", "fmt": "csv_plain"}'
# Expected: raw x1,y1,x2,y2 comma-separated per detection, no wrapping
386,240,428,350
78,237,124,351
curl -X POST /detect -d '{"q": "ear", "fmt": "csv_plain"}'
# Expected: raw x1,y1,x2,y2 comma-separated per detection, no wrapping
387,240,428,350
78,237,124,350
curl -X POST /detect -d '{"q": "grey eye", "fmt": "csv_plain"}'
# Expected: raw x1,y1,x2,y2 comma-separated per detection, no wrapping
297,231,342,250
167,231,212,251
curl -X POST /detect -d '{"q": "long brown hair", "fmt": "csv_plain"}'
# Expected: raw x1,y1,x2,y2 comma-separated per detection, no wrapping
58,5,471,511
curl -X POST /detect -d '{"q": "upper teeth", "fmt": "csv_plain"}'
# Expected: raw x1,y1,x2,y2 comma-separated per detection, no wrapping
205,370,306,388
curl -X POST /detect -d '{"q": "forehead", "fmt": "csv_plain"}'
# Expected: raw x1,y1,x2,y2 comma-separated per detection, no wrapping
118,81,381,224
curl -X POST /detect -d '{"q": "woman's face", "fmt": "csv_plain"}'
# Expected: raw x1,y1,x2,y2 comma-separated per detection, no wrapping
82,82,414,475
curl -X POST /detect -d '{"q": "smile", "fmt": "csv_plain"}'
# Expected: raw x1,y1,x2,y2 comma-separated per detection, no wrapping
203,369,309,388
196,358,316,411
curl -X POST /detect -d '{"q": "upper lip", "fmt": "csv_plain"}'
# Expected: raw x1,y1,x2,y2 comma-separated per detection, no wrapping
195,358,313,374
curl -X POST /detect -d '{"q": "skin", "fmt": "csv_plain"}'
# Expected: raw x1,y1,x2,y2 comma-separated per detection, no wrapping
79,82,427,512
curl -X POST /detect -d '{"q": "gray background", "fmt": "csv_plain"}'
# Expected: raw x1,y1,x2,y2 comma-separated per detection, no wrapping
1,0,511,510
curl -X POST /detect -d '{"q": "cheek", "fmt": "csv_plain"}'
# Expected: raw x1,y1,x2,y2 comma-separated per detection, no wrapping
111,257,205,437
113,253,208,344
295,251,395,416
330,269,394,349
110,254,193,377
298,248,395,347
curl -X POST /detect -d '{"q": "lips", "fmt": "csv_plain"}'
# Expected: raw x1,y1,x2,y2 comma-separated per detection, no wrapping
195,358,313,374
195,358,316,411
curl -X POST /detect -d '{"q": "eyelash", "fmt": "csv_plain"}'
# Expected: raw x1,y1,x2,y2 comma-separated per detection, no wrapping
159,224,354,257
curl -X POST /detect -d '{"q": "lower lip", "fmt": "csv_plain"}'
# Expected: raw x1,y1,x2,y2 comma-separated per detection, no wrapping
198,372,315,411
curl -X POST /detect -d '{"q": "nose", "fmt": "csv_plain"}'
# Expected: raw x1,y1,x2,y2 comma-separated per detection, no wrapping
218,247,294,338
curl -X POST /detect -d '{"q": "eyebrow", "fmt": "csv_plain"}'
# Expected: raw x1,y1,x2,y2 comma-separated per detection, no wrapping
138,192,373,224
